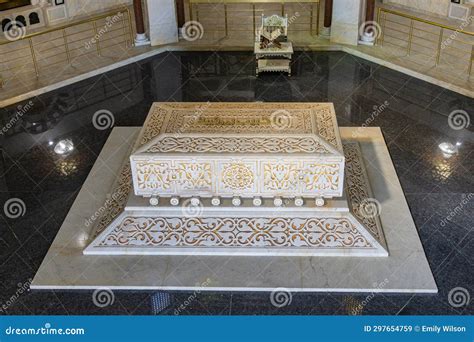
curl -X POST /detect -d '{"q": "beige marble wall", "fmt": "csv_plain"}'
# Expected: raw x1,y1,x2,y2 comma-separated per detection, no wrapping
179,2,316,41
0,14,131,82
146,0,178,46
330,0,363,45
66,0,132,19
383,0,450,17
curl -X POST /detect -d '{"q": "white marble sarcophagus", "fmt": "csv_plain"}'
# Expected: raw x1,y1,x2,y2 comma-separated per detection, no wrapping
130,102,345,206
84,102,388,257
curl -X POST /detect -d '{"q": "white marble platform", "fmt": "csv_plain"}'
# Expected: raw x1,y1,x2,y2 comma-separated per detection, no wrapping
30,126,438,293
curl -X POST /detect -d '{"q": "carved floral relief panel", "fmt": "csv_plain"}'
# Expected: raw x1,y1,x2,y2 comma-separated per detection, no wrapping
132,157,343,197
219,162,256,193
135,160,213,195
302,162,341,193
262,161,300,192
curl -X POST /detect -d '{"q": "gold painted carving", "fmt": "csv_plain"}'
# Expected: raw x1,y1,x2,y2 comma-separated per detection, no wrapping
137,103,342,150
221,163,255,190
303,162,341,191
99,216,373,248
135,161,212,192
263,162,300,191
146,136,332,154
343,142,382,240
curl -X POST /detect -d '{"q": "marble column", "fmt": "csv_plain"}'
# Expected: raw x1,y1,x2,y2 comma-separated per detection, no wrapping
359,0,376,45
322,0,333,37
146,0,179,46
133,0,151,46
330,0,363,45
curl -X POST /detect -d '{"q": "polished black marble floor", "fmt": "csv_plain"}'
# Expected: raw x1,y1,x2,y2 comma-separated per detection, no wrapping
0,51,472,315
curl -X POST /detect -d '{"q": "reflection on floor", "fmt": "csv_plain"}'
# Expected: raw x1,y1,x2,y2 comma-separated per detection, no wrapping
0,51,472,315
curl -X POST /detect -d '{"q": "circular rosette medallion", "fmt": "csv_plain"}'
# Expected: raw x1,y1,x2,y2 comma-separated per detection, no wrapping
222,163,254,190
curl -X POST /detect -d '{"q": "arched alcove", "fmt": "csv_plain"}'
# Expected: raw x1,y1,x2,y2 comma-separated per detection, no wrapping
15,15,27,27
29,12,40,25
1,18,12,32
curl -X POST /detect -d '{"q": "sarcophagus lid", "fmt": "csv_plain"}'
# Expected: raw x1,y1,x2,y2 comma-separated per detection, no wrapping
130,102,345,199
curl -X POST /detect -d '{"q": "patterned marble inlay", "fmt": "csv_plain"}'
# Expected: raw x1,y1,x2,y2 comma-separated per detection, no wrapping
145,136,332,154
99,217,372,248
